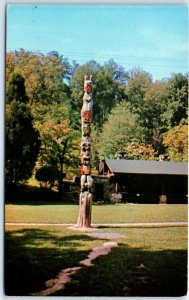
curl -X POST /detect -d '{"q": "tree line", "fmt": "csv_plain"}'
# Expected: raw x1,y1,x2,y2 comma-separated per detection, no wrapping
6,50,188,189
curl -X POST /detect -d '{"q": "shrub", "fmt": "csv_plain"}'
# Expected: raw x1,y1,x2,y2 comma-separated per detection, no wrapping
35,166,62,189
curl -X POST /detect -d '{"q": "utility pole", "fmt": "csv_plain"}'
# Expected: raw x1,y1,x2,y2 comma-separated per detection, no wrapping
77,75,93,228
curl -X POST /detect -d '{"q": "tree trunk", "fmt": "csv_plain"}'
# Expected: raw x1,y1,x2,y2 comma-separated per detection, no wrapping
77,192,92,227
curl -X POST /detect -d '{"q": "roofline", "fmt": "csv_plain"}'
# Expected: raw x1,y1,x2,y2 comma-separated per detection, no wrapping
105,158,114,174
104,157,188,176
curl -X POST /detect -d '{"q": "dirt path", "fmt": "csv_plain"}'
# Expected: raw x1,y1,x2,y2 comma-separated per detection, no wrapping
5,221,188,227
30,241,118,296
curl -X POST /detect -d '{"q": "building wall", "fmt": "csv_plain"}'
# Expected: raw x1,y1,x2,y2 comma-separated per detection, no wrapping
93,176,115,202
110,174,188,204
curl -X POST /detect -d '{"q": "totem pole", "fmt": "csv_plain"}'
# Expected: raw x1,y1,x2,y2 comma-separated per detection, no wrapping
77,75,93,228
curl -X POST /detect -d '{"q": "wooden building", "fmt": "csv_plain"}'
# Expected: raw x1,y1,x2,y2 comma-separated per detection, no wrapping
98,158,188,204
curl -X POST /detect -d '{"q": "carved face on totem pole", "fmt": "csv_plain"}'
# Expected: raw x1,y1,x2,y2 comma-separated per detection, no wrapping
83,92,92,102
81,142,91,156
82,135,91,143
81,110,92,123
82,124,91,136
84,75,92,93
82,155,90,165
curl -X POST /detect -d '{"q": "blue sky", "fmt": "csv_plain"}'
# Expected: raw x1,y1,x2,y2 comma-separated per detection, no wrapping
6,4,188,81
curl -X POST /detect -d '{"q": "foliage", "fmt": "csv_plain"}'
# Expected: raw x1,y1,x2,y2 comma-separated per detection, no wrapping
6,73,40,184
104,59,129,84
32,101,80,195
6,73,28,104
125,68,152,114
124,69,168,153
93,65,126,129
37,118,80,172
70,60,126,130
162,125,188,161
121,139,157,160
6,50,188,170
141,80,167,151
124,71,188,156
6,100,40,184
6,50,70,105
162,73,188,128
96,101,145,159
35,166,62,189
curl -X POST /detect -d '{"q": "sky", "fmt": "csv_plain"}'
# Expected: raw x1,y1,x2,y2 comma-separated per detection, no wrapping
6,4,188,81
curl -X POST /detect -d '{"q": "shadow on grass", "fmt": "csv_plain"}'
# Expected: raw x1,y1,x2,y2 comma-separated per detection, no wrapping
58,245,187,297
5,183,78,205
4,228,94,296
5,183,116,206
5,228,187,297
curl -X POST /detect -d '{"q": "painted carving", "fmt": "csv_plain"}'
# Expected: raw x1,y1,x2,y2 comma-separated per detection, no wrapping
84,75,93,93
82,110,92,123
81,142,91,156
80,164,91,175
82,136,91,143
77,75,93,228
81,174,93,192
83,92,93,103
82,123,91,136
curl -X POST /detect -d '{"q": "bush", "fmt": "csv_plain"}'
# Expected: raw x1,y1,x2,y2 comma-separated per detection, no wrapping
35,166,62,189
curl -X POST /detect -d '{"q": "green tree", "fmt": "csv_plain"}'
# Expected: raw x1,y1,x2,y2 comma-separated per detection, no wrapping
35,166,62,190
32,101,70,126
140,80,167,152
96,101,145,159
126,68,152,114
70,60,126,130
6,73,28,104
6,73,40,184
93,66,125,129
104,59,129,84
37,118,80,195
37,119,80,166
6,50,70,105
162,125,188,161
162,73,188,128
6,100,40,184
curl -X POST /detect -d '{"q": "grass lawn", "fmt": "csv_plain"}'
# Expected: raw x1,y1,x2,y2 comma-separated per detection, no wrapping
5,203,188,296
5,203,188,224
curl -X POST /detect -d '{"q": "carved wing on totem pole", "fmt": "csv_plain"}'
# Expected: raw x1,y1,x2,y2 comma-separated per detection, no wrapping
77,75,93,228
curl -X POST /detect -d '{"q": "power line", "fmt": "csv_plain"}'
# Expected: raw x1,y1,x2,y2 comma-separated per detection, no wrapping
6,47,188,69
7,47,187,63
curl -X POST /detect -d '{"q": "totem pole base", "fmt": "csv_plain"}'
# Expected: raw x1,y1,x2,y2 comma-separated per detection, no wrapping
77,191,92,228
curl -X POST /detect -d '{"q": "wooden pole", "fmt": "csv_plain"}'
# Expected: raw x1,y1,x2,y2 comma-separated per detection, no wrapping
77,75,93,228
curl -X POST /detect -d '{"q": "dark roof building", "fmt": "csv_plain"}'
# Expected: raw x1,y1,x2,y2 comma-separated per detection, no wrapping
98,158,188,204
105,158,188,176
